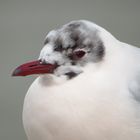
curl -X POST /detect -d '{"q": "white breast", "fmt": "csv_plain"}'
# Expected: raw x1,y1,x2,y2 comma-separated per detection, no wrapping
23,61,140,140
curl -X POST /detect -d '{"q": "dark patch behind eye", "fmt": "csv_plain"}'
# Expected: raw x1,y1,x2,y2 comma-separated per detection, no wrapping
54,46,63,52
95,41,105,59
65,72,77,79
54,37,63,51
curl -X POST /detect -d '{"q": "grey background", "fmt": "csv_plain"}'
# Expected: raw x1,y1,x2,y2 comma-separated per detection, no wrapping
0,0,140,140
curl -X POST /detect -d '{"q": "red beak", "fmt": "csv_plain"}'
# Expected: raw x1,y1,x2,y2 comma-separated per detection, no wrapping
12,60,57,76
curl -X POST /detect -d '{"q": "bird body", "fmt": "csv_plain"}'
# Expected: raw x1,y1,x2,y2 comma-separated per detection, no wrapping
23,46,140,140
13,20,140,140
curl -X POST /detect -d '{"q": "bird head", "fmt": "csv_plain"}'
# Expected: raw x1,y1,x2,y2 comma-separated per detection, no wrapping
12,20,105,79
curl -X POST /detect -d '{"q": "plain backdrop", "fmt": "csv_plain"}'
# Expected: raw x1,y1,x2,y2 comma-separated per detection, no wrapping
0,0,140,140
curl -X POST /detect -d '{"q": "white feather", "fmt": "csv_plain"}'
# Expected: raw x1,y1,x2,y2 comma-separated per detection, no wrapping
23,20,140,140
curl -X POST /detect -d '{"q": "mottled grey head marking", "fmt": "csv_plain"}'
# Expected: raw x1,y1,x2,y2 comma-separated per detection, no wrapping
44,38,50,45
65,21,105,62
40,20,105,78
44,21,105,62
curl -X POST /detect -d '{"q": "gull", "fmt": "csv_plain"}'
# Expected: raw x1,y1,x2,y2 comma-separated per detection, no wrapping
12,20,140,140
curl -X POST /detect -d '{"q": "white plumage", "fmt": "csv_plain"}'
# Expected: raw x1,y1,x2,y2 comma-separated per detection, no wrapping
21,20,140,140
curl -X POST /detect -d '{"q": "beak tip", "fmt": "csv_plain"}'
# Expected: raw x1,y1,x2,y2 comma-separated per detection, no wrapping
12,68,22,76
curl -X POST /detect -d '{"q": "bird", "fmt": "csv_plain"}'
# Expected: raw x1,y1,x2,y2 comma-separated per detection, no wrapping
12,20,140,140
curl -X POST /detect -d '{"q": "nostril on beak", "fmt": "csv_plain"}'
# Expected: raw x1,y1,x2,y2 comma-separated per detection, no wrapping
39,59,46,65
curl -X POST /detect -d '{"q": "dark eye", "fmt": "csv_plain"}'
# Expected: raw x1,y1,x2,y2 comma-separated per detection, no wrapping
54,45,63,52
68,50,86,60
74,50,86,58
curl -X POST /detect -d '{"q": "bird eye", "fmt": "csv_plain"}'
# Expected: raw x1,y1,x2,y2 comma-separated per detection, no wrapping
68,50,86,60
74,50,86,58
